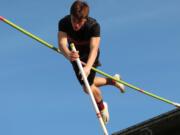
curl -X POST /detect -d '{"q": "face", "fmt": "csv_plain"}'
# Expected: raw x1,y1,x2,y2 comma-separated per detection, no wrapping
71,15,87,31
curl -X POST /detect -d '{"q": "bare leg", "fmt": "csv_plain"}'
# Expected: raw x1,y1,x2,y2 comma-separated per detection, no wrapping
94,76,125,93
81,75,124,124
94,77,111,87
82,83,109,124
83,84,102,102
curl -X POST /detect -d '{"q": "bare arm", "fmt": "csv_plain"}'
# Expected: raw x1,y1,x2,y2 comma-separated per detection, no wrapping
58,31,79,61
86,37,100,69
58,31,70,59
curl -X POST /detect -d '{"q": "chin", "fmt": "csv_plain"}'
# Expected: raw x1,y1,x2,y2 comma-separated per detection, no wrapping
73,28,80,31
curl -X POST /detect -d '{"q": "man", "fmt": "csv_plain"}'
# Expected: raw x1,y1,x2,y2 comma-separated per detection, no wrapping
58,0,125,124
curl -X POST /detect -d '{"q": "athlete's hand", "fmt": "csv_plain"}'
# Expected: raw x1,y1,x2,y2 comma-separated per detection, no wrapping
80,66,91,80
68,51,79,61
83,66,91,78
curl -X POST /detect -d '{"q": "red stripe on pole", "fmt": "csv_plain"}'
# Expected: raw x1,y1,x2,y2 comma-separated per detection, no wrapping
0,16,4,21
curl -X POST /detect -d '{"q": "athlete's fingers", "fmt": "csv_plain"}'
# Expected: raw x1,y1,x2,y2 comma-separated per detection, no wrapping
70,51,79,61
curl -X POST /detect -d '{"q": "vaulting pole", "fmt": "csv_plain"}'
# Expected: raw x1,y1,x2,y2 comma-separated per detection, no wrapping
71,43,109,135
1,16,180,108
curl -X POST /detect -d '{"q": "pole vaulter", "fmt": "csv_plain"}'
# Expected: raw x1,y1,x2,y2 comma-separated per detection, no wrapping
1,16,180,134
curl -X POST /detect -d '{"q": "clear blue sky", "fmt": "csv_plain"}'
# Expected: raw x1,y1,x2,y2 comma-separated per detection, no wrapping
0,0,180,135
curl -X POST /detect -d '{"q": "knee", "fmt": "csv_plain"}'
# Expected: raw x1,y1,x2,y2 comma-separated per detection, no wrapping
82,84,96,94
91,84,101,96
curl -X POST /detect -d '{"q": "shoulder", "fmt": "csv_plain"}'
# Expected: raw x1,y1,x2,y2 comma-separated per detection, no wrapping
58,15,71,32
86,17,100,37
59,15,71,25
86,17,100,28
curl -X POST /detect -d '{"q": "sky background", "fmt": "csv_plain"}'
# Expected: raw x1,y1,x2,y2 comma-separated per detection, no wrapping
0,0,180,135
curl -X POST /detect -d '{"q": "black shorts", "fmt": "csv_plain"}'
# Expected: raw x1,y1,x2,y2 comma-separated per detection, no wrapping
71,62,97,86
71,51,101,86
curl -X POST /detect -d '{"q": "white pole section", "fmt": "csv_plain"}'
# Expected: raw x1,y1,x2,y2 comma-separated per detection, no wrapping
70,43,109,135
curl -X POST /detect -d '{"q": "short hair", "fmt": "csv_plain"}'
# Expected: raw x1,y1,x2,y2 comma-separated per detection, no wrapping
70,0,89,20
